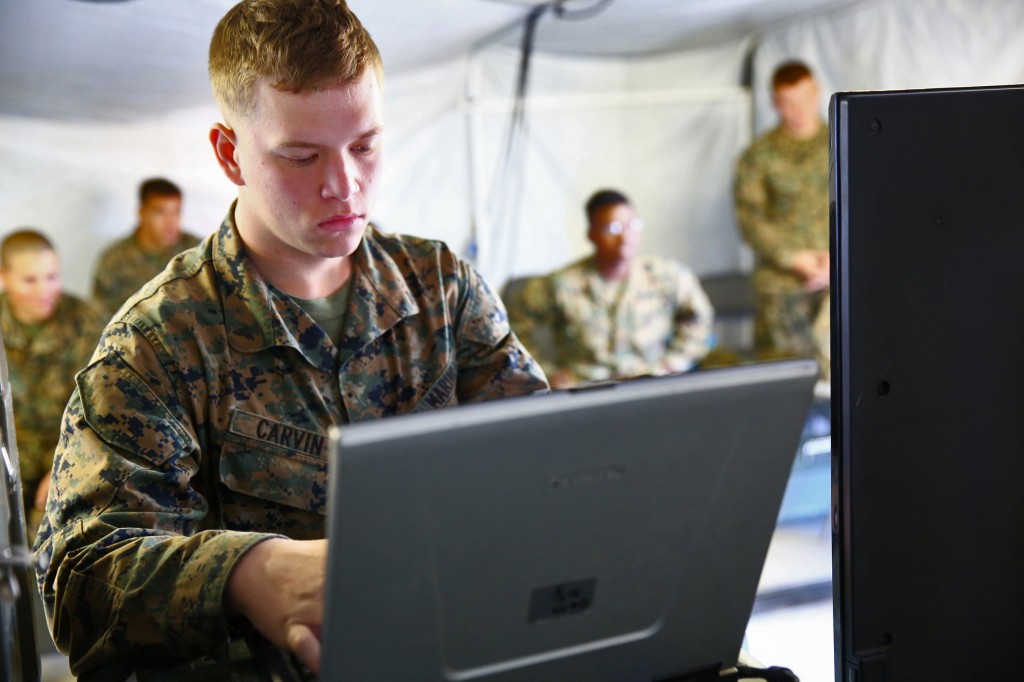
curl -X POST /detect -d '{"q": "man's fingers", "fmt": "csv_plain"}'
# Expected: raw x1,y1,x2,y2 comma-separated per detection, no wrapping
287,622,322,675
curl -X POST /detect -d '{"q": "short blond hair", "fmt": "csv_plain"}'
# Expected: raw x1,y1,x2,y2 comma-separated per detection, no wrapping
209,0,383,119
1,229,54,270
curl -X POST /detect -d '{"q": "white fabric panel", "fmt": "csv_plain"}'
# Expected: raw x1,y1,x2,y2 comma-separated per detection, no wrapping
6,0,1024,303
487,0,865,59
372,61,477,253
0,0,229,122
469,42,753,288
751,0,1024,133
0,109,234,299
0,40,756,300
473,37,752,99
0,66,479,300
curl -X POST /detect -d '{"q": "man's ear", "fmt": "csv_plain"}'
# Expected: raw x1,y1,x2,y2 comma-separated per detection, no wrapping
210,123,244,186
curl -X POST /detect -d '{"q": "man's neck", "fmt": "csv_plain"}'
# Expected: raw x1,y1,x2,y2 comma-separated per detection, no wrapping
594,254,630,282
781,118,823,141
136,229,172,255
8,305,52,326
251,249,353,300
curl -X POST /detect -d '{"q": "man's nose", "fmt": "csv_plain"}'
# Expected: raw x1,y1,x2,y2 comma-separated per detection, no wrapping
322,154,360,201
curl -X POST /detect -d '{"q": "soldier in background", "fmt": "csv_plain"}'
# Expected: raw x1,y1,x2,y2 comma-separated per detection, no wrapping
92,177,201,315
0,229,106,540
508,189,714,389
734,60,829,379
33,1,547,678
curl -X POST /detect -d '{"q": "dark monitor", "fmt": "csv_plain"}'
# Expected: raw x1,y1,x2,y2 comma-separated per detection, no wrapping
321,361,817,681
831,84,1024,682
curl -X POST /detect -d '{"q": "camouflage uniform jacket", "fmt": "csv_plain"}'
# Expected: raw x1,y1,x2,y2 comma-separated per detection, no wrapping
92,230,203,316
734,124,830,295
507,255,713,385
0,292,106,488
34,210,548,675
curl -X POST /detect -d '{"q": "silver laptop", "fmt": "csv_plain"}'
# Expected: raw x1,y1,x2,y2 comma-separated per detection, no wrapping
320,359,818,681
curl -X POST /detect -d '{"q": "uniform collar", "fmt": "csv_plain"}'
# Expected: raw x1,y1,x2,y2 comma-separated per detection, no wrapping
771,122,828,149
215,208,419,372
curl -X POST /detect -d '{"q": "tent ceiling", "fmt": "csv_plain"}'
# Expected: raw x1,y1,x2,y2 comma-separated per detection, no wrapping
0,0,864,123
494,0,865,57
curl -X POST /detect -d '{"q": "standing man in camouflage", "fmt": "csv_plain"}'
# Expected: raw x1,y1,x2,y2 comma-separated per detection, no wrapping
0,229,106,540
734,60,829,374
33,1,548,678
507,189,714,389
92,177,201,316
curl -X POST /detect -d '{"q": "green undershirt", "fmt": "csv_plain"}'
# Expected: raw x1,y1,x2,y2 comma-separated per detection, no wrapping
289,278,353,349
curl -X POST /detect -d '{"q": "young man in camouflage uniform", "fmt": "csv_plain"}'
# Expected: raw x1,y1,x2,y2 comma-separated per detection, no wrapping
507,189,714,389
92,177,202,316
0,229,106,540
33,1,548,677
734,61,829,376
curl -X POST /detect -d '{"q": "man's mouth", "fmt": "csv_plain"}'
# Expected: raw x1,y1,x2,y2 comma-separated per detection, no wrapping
319,213,363,231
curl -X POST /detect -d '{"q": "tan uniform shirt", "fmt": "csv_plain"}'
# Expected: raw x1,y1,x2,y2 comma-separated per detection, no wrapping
92,230,202,316
734,124,830,296
0,293,106,490
507,255,714,385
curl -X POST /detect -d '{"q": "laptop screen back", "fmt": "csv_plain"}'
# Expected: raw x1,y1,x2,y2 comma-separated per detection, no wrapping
322,360,817,681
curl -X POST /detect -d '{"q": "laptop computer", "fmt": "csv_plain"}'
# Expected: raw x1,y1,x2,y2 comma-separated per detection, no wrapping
317,359,817,681
831,84,1024,682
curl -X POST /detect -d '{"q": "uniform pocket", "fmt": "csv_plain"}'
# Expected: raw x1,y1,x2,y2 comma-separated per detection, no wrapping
59,569,125,664
78,353,194,468
219,419,329,514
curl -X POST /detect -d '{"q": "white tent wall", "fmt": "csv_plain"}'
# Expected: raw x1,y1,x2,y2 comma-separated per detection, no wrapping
0,62,483,300
468,40,752,287
751,0,1024,132
3,0,1024,301
0,109,235,298
364,60,481,257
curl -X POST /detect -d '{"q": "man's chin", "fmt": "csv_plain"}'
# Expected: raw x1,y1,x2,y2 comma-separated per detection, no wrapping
319,233,366,260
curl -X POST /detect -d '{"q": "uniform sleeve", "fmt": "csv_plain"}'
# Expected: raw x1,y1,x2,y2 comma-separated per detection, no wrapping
452,264,550,401
504,275,566,379
32,329,275,675
662,264,715,373
734,149,796,271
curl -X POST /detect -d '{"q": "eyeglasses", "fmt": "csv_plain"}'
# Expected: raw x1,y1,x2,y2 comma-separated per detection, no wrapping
597,218,644,236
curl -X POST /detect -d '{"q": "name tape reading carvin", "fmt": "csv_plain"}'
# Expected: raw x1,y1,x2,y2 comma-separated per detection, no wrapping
229,410,328,458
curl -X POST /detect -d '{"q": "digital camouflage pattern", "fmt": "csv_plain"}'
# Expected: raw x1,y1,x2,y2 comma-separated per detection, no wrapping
734,124,829,294
0,292,106,523
33,209,548,676
506,255,714,386
92,230,202,316
754,287,828,366
734,124,829,356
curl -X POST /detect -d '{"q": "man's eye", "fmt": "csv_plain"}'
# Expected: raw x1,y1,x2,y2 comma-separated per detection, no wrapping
286,155,317,166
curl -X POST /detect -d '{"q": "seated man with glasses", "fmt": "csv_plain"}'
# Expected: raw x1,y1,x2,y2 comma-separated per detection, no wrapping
508,189,714,389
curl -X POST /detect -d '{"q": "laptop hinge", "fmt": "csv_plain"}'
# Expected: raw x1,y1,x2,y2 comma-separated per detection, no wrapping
656,663,800,682
654,663,721,682
719,664,800,682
